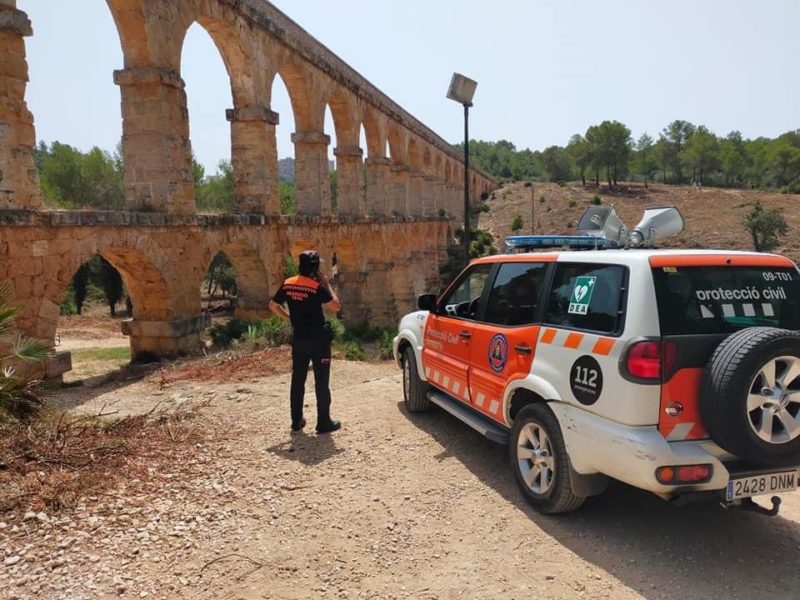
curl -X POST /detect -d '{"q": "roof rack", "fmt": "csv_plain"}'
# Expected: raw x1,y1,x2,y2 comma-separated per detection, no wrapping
505,235,620,252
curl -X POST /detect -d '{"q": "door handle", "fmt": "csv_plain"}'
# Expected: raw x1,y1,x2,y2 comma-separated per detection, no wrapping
514,344,532,354
459,331,472,339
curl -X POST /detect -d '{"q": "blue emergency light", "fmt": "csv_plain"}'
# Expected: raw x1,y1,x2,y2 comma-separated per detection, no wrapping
505,235,620,252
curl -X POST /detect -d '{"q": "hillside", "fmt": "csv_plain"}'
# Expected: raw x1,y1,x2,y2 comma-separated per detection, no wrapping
478,182,800,260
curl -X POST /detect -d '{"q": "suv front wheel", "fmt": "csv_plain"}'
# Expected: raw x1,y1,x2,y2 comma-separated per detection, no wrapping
402,347,430,412
510,404,585,514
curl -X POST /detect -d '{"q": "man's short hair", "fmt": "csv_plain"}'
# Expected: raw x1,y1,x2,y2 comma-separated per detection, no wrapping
298,250,321,276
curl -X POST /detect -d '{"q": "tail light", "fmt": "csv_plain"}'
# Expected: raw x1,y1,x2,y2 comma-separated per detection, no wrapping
656,464,712,485
625,340,677,381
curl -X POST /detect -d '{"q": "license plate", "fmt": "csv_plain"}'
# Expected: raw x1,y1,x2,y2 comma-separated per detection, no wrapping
726,471,798,501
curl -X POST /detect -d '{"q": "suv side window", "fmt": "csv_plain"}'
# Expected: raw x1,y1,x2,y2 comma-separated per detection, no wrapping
544,263,626,334
484,262,548,326
440,264,493,320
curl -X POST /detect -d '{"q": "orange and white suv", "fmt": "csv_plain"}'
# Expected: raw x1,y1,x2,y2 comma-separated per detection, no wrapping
393,207,800,514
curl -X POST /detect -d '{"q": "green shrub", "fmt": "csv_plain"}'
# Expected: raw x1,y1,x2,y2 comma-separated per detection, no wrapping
60,285,77,316
328,318,346,342
783,179,800,194
0,281,51,421
343,340,365,361
247,316,291,347
539,194,546,203
592,194,602,205
524,181,532,188
377,330,395,360
209,318,251,347
511,215,523,232
568,200,577,208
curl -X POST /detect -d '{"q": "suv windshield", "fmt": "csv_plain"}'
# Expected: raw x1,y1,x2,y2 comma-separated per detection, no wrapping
652,266,800,335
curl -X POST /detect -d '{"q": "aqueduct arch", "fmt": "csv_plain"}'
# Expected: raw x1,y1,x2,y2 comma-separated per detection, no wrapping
0,0,494,377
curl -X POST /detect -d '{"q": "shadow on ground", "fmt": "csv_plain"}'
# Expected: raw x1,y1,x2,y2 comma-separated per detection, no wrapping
398,401,800,600
265,431,344,466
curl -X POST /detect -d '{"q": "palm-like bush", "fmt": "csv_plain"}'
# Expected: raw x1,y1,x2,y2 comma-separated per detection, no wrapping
0,281,51,419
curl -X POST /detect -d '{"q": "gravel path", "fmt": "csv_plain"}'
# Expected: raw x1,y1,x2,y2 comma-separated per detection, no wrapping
2,360,799,599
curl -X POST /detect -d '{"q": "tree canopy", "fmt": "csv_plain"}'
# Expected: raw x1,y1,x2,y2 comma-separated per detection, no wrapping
453,123,800,192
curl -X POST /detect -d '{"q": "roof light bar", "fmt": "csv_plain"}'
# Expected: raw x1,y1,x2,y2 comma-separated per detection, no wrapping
505,235,621,252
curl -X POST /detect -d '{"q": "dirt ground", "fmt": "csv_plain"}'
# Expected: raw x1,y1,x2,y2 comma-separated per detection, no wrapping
2,334,799,600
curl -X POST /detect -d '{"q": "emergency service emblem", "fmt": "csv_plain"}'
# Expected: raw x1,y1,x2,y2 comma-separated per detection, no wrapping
568,276,596,315
487,333,509,372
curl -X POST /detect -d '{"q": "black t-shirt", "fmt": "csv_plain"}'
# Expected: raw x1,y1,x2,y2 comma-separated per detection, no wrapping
272,275,333,338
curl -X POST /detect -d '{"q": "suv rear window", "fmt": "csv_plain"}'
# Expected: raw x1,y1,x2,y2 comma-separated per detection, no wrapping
652,266,800,335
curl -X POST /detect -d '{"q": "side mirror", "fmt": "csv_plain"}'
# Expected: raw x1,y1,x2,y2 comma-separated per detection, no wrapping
417,294,438,312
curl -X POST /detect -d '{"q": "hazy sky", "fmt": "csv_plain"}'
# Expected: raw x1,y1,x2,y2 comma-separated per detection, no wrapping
22,0,800,174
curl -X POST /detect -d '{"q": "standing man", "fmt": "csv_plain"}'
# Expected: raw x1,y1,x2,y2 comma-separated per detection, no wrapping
269,250,342,434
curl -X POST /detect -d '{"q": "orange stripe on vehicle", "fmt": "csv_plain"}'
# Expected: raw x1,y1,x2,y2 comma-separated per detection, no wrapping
564,332,584,349
592,338,615,356
541,329,557,344
649,255,795,268
659,367,709,440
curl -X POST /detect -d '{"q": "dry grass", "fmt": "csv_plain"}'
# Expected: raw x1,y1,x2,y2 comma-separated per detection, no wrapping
0,405,206,514
150,345,292,387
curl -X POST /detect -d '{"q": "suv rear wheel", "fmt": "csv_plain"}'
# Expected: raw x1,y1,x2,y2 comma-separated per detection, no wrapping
402,347,430,412
510,404,584,514
702,327,800,464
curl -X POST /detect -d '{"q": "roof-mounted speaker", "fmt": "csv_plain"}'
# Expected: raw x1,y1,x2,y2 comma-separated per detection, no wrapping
576,204,683,248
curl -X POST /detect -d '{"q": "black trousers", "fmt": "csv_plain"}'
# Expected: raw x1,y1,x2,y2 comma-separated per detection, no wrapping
290,333,332,427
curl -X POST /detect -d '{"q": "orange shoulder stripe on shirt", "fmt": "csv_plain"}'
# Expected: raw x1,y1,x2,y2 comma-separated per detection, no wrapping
284,275,320,289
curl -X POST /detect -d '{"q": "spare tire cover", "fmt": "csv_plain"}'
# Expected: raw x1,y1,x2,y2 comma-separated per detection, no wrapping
701,327,800,465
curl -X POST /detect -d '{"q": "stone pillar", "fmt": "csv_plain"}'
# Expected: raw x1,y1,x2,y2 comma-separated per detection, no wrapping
390,260,416,316
445,183,458,219
408,171,425,217
364,263,396,327
226,105,280,215
451,184,465,224
421,175,437,217
388,165,409,216
432,180,447,217
408,250,428,296
337,269,369,326
0,5,41,210
122,314,210,361
333,145,364,217
292,131,331,216
114,67,194,214
365,156,392,217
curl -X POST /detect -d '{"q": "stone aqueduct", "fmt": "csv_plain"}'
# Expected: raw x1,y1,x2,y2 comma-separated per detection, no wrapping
0,0,494,372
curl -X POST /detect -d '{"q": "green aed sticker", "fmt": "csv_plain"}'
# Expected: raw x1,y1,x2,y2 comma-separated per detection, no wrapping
568,276,596,315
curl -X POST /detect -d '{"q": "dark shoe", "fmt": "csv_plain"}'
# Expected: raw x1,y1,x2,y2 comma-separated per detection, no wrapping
291,418,306,432
316,420,341,434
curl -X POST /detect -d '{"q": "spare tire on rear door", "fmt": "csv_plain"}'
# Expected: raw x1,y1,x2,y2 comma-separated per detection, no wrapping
701,327,800,465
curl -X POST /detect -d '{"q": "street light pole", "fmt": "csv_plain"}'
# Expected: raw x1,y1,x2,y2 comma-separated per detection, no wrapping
463,102,471,266
446,72,478,268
